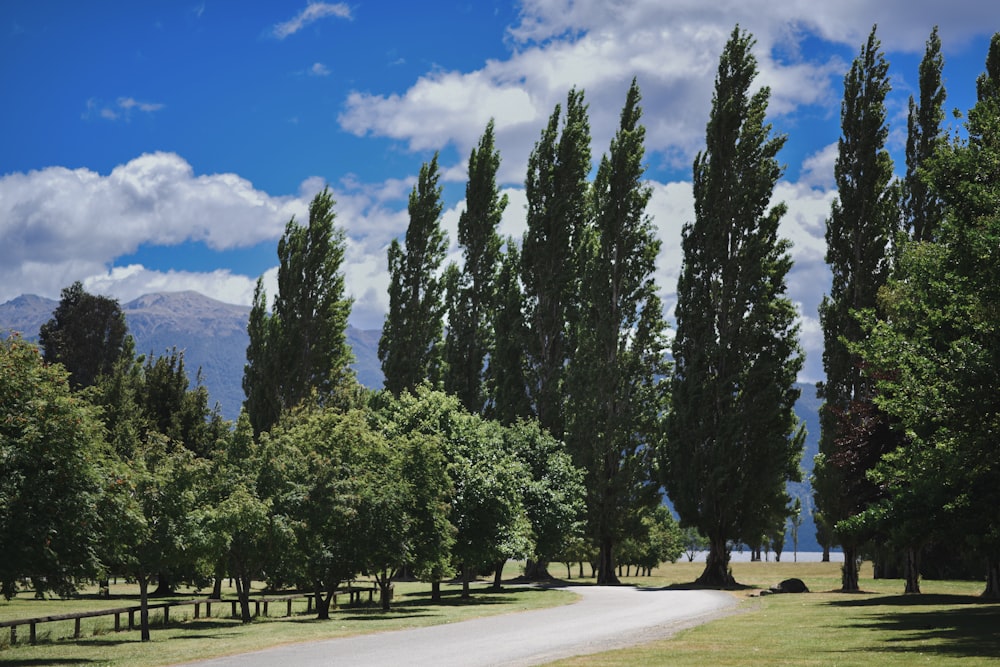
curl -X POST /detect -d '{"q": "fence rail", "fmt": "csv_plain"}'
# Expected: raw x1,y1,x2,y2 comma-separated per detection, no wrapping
0,583,377,647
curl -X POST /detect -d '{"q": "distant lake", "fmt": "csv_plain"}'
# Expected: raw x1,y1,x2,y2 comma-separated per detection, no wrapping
683,550,845,563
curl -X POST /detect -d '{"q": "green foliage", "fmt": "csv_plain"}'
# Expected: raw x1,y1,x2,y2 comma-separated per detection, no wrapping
39,281,130,390
444,120,507,415
663,26,804,587
566,79,669,584
618,505,685,573
380,155,449,396
243,187,354,436
855,33,1000,596
521,88,592,438
0,335,107,598
813,25,901,591
485,240,532,424
904,26,946,242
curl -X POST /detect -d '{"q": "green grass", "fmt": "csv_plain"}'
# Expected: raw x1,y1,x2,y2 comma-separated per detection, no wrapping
549,559,1000,666
0,570,576,666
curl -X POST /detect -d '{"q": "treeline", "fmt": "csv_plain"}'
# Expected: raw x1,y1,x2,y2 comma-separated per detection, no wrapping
813,27,1000,598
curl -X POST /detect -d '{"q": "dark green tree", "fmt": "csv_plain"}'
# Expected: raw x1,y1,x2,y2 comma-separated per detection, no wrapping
444,121,507,414
0,336,107,599
904,26,946,243
813,25,900,592
521,89,592,439
243,187,354,436
380,155,448,395
486,240,532,424
854,33,1000,598
39,281,130,390
662,27,804,587
566,79,669,584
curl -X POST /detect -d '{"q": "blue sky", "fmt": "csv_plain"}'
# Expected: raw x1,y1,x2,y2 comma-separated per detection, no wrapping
1,1,997,382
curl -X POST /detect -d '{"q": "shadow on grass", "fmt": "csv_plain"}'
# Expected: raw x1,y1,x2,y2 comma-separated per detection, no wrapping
827,594,1000,660
0,659,97,666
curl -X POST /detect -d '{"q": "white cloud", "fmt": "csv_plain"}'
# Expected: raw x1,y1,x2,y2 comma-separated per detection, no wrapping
273,2,351,39
84,96,166,121
310,62,331,76
337,0,996,188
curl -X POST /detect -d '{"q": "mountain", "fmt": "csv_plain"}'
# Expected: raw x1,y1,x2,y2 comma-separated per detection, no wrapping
0,291,386,421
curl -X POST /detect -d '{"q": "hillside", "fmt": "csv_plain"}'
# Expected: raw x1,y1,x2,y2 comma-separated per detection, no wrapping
0,291,386,420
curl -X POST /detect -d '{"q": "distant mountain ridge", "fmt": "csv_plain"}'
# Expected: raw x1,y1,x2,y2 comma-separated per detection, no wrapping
1,290,824,553
0,291,386,420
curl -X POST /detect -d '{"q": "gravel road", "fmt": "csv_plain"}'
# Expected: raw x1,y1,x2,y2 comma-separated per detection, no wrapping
180,585,737,666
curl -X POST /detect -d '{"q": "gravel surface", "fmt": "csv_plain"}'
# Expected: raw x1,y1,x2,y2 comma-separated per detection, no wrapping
179,585,738,667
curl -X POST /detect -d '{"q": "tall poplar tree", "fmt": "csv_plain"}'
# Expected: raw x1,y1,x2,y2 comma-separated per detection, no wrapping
905,26,946,242
380,154,449,395
486,241,532,424
813,25,900,592
566,79,669,584
243,187,354,436
443,121,507,414
521,89,592,439
662,27,804,587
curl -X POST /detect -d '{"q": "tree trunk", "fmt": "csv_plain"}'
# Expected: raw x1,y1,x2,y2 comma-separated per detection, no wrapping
234,575,252,623
596,537,619,584
565,562,572,579
578,561,584,578
315,582,333,620
461,564,471,599
492,560,504,591
903,546,921,595
139,575,151,642
696,536,735,587
841,544,860,592
523,559,552,580
430,580,441,602
822,544,830,562
212,562,224,599
983,556,1000,599
378,575,392,611
99,578,110,599
151,572,174,597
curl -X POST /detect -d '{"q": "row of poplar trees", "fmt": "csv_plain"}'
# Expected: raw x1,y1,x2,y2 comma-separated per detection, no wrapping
377,26,805,587
814,26,1000,598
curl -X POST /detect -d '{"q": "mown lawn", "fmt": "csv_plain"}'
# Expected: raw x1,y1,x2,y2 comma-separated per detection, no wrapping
551,558,1000,666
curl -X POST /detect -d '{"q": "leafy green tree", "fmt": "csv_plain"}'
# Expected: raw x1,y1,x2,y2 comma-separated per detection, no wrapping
103,433,211,640
566,79,669,584
207,414,281,622
0,336,107,599
486,240,532,424
39,281,130,390
662,27,804,587
244,187,354,436
521,89,592,438
855,33,1000,598
268,406,365,619
505,418,586,580
380,155,448,395
813,25,900,592
618,505,684,576
905,27,946,242
444,121,507,414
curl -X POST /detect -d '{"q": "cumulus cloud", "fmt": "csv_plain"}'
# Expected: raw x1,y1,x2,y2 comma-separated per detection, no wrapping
310,62,331,76
273,2,351,39
337,0,995,188
0,152,308,302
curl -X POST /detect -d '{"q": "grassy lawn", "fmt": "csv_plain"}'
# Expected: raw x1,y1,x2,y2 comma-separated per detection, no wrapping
0,569,576,666
550,558,1000,666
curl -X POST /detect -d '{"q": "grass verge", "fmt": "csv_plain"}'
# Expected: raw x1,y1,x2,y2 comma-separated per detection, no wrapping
548,559,1000,666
